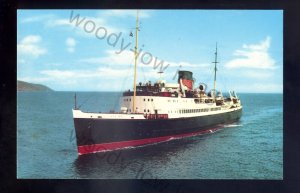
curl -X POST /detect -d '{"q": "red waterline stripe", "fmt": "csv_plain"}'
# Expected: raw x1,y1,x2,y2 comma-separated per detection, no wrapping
78,127,221,155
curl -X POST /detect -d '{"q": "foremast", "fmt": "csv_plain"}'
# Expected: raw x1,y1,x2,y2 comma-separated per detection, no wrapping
132,10,139,113
212,42,219,101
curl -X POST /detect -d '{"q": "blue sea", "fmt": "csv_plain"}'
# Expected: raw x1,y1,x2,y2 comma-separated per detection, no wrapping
17,92,282,179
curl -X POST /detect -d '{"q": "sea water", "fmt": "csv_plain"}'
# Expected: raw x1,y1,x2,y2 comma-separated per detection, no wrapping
17,92,282,179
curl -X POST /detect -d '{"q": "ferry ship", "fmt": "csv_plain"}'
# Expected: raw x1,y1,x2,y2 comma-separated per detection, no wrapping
72,11,242,155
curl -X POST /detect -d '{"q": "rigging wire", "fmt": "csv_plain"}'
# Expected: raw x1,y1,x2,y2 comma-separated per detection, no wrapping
112,32,136,110
77,92,97,109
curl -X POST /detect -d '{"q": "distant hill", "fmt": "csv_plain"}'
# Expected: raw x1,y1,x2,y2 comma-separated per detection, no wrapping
17,80,54,91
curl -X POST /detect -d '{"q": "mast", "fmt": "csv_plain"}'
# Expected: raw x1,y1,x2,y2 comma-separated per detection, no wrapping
132,10,139,112
212,42,218,100
158,71,163,82
74,93,77,109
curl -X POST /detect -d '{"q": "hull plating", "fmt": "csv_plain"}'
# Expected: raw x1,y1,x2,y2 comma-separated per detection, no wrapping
73,108,242,155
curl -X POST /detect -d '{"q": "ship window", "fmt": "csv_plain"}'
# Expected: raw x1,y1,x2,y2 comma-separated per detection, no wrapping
129,99,131,101
148,99,150,101
147,109,150,112
144,109,146,112
144,99,145,101
151,99,153,101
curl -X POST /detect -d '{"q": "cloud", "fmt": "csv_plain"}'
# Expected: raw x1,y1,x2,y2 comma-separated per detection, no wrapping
224,69,273,79
233,83,282,93
81,49,209,71
80,50,134,66
17,35,47,58
47,16,105,28
102,10,151,18
40,67,131,80
46,12,124,37
19,76,51,83
66,37,76,53
167,61,210,69
20,11,142,40
66,37,76,47
225,36,276,69
20,14,54,23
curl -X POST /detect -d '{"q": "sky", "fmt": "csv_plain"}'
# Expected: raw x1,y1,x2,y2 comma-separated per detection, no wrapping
17,10,283,93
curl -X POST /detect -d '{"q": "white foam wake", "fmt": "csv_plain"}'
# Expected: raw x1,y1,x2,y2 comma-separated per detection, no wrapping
223,124,243,128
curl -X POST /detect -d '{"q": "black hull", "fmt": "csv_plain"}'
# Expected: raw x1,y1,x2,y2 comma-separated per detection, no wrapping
73,108,242,155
